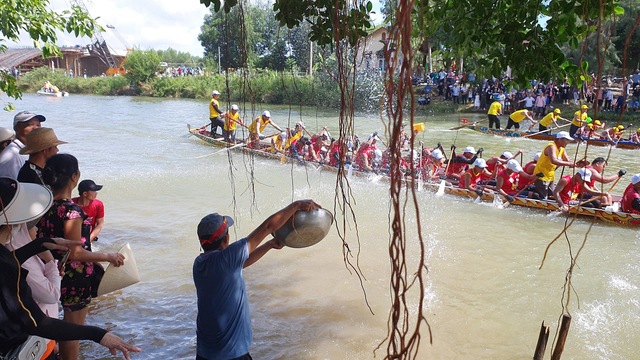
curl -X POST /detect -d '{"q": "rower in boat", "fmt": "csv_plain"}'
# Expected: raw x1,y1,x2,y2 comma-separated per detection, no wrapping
523,152,540,175
599,124,624,142
423,148,446,181
620,174,640,214
354,133,379,172
552,168,608,212
487,100,503,129
459,158,493,196
494,159,538,202
505,109,535,131
569,104,589,137
532,131,577,199
445,145,482,182
484,150,521,179
584,157,626,207
222,105,244,143
538,109,569,134
630,129,640,144
247,111,282,149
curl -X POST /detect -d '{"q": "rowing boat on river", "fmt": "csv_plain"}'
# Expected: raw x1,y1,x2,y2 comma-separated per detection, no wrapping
467,125,640,150
187,124,640,227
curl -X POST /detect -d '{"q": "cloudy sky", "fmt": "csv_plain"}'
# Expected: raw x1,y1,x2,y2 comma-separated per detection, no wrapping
12,0,384,58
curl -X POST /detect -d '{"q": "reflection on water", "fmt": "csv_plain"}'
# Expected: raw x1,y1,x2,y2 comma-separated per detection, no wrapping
2,95,639,359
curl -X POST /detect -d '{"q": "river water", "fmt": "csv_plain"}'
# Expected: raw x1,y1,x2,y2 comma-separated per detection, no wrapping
2,94,639,360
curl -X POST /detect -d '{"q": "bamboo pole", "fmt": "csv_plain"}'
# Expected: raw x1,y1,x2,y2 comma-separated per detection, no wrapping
550,314,572,360
533,321,550,360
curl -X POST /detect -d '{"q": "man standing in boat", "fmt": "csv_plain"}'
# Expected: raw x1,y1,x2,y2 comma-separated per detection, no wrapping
569,104,589,137
486,100,503,129
209,90,224,138
222,105,244,143
193,199,321,360
505,109,535,131
532,131,576,199
538,108,569,134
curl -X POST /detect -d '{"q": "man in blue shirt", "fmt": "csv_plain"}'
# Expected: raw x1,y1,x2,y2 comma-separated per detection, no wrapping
193,199,320,360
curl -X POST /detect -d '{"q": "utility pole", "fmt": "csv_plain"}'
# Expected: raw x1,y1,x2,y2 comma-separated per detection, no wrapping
309,41,313,76
218,46,221,74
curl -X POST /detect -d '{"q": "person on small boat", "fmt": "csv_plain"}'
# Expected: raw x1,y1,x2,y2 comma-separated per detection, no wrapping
487,100,503,129
423,148,446,181
538,108,569,134
209,90,224,138
459,158,493,196
0,111,45,179
495,159,538,202
620,174,640,214
355,133,379,172
584,157,626,207
569,104,589,137
630,128,640,144
523,152,540,175
247,111,282,148
482,150,523,186
284,122,305,159
222,104,244,143
532,131,577,199
17,127,67,186
193,200,321,360
552,168,608,212
445,145,481,181
271,132,287,153
0,127,15,152
505,109,535,131
599,124,623,142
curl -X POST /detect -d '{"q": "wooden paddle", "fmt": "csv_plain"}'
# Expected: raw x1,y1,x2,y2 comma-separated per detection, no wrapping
521,123,571,138
449,118,488,131
436,146,456,196
194,142,246,158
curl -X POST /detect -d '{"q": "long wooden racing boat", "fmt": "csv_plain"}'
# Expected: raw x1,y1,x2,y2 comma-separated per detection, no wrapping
187,124,640,227
467,125,640,150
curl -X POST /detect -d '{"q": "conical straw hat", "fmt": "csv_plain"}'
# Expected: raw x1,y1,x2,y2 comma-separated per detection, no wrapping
97,243,140,296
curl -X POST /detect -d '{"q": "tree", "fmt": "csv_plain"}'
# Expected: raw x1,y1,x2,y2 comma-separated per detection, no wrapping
124,49,161,86
155,48,202,66
0,0,98,107
198,4,257,69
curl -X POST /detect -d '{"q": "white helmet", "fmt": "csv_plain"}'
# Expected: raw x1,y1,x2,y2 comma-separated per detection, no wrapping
262,110,271,118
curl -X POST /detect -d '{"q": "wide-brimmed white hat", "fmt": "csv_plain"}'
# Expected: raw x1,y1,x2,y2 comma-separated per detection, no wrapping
0,178,53,225
0,127,14,143
97,243,140,296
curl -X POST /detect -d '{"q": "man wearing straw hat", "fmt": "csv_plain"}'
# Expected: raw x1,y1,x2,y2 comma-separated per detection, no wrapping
0,111,45,179
17,127,67,185
193,199,321,360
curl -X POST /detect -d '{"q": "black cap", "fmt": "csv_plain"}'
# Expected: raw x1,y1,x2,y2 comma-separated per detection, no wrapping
78,179,103,193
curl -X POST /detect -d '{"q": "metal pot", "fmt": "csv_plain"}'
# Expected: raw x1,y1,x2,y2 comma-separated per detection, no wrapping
272,209,334,248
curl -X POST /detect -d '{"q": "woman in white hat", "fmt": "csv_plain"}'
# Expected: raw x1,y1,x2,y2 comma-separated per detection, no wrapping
0,127,14,153
36,154,126,360
0,177,140,359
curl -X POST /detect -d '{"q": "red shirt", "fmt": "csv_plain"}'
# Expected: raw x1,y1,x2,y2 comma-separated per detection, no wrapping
71,197,104,229
497,169,519,195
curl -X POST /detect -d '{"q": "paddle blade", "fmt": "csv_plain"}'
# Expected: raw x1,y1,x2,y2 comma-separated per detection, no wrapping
436,180,446,196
